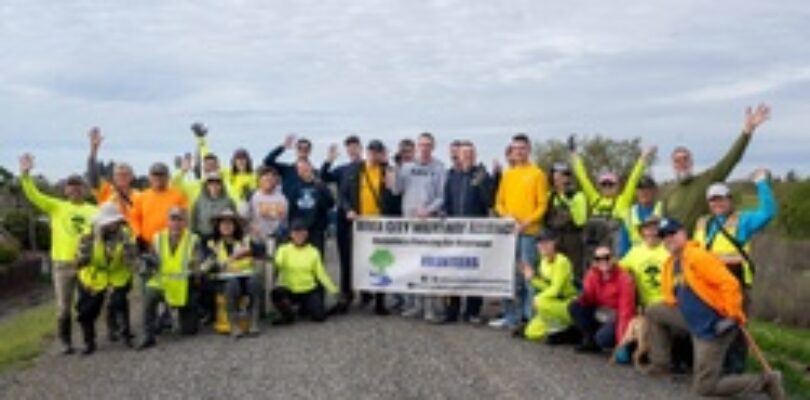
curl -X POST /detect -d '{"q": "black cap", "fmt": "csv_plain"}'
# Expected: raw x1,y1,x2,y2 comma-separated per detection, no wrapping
367,140,385,152
536,228,558,243
290,219,309,232
65,174,85,186
638,175,658,189
657,218,683,238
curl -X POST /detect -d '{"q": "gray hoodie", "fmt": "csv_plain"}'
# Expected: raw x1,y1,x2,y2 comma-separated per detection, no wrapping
393,158,446,217
191,190,236,238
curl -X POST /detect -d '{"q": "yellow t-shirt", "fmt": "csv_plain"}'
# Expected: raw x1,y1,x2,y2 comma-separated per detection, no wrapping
495,163,549,235
619,242,669,307
359,164,382,216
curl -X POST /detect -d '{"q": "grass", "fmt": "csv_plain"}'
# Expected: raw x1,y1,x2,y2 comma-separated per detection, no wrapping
747,320,810,399
0,302,55,374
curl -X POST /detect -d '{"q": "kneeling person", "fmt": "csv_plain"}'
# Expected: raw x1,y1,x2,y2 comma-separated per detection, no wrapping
272,220,338,324
75,203,138,354
522,230,578,341
138,207,204,350
203,208,264,338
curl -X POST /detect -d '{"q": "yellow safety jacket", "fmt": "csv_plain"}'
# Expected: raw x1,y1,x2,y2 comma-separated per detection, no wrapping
148,230,198,307
623,202,663,248
78,238,133,292
694,213,753,286
209,239,254,274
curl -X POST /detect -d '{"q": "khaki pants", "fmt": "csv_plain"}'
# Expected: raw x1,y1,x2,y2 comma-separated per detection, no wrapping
52,262,78,321
646,303,765,397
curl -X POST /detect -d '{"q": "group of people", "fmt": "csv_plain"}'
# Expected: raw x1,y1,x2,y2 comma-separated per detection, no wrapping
16,103,785,398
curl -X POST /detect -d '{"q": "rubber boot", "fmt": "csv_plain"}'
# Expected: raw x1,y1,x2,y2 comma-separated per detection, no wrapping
58,317,74,355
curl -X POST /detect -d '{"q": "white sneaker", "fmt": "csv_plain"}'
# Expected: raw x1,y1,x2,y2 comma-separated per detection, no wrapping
424,310,441,323
401,307,422,318
488,317,512,329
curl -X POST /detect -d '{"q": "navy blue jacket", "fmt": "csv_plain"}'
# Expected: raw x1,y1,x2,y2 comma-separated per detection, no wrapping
442,164,494,217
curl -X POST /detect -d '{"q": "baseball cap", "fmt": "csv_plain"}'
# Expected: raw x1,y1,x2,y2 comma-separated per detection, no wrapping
535,228,558,243
598,172,619,185
637,175,658,190
551,162,571,174
367,140,386,152
65,174,85,186
657,218,683,238
706,183,731,200
204,171,223,183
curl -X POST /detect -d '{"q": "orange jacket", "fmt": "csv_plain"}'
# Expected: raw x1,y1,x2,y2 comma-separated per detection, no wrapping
131,187,188,243
661,241,745,324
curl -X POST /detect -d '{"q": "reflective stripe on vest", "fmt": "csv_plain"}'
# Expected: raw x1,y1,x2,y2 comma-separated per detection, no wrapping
696,213,753,286
210,239,253,273
78,239,130,292
624,202,663,247
150,230,194,307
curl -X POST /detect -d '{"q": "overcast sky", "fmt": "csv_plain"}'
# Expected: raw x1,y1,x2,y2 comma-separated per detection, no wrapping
1,0,808,181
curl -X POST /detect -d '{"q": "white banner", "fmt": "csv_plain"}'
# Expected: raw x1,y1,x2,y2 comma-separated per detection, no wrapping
352,217,517,297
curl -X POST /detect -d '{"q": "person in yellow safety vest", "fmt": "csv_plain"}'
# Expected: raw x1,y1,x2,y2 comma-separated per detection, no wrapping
272,219,339,325
19,153,98,355
544,162,588,280
619,216,669,309
172,123,244,204
619,176,663,257
693,169,777,375
75,203,138,354
194,122,257,202
137,207,204,350
520,229,578,342
201,208,264,338
694,169,776,291
569,137,656,255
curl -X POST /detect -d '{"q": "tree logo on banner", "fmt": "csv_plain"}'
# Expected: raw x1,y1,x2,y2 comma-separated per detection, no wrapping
368,248,395,287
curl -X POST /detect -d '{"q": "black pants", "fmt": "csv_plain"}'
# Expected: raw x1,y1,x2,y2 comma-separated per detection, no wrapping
76,283,131,346
336,219,353,301
446,296,482,321
309,229,326,259
142,283,199,341
569,302,616,349
198,274,218,321
272,286,326,322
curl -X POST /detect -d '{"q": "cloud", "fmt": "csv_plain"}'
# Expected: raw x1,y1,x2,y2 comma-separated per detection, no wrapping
0,0,808,180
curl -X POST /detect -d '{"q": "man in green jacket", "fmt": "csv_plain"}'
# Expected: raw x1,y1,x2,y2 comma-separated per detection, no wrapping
660,104,770,234
19,153,98,354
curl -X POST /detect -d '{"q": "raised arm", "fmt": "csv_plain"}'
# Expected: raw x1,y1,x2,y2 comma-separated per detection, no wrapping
571,154,598,204
737,169,777,243
707,104,770,182
263,134,295,168
86,127,103,191
19,154,59,214
616,146,655,213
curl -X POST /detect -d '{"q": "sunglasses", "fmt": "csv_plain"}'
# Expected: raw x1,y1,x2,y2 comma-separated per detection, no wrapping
600,182,617,188
593,255,612,262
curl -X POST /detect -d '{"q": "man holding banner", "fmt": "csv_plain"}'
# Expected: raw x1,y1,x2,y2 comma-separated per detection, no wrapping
441,141,495,323
337,139,397,315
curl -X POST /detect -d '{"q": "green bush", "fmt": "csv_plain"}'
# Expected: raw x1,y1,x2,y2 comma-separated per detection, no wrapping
775,181,810,239
0,242,19,264
0,210,50,251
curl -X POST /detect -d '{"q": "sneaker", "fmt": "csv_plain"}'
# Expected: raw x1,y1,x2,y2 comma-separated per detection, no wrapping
374,306,390,316
574,339,601,353
136,337,156,351
763,371,785,400
488,317,513,329
80,342,96,356
466,316,484,325
400,307,422,318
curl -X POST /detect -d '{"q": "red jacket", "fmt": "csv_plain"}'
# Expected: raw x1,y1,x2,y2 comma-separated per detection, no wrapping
578,265,637,346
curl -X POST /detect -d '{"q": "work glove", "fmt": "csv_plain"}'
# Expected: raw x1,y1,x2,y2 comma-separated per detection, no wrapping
567,134,577,153
191,122,208,137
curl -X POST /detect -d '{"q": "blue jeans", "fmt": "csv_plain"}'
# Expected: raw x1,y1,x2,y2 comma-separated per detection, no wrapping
569,301,616,349
503,234,538,326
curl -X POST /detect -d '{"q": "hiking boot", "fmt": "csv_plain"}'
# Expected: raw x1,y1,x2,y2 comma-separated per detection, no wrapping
763,371,785,400
374,306,390,317
575,338,601,353
136,337,156,351
80,342,96,356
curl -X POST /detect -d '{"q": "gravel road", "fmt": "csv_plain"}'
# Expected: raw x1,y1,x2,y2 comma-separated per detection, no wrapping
0,242,701,400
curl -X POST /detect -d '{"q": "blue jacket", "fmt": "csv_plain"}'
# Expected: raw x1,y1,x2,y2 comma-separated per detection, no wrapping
703,180,777,245
442,164,494,217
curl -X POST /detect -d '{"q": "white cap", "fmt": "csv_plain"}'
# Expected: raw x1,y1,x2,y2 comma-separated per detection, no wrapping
706,183,731,200
93,202,126,227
